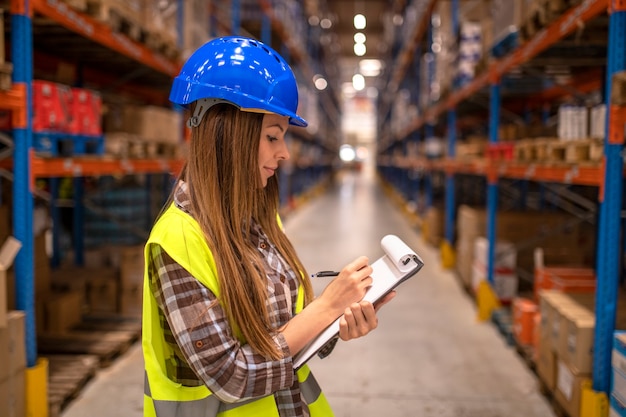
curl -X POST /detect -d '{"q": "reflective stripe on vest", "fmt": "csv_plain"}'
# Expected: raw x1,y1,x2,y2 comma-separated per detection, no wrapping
143,204,334,416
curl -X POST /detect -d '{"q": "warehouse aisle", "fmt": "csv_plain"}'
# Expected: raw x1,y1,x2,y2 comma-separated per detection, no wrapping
61,169,556,417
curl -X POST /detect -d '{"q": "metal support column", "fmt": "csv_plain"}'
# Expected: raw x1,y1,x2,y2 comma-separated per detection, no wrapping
11,0,36,367
592,2,626,394
445,110,456,244
72,177,84,266
50,178,61,267
486,81,501,286
231,0,240,35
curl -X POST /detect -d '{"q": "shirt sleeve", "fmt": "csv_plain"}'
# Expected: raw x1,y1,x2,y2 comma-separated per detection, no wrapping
147,243,296,403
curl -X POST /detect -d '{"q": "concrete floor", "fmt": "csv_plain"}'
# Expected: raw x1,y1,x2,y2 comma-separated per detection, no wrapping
61,169,556,417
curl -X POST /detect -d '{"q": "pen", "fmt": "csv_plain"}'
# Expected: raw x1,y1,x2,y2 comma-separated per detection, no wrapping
311,270,340,278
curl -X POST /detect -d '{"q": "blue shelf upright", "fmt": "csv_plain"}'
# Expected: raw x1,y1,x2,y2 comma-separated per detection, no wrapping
592,1,626,395
485,80,501,287
11,0,36,367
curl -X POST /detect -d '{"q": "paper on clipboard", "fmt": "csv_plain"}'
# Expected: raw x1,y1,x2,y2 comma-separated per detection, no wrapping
292,234,424,370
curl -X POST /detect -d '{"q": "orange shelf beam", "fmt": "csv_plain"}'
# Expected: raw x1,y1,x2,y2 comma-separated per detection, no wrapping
30,157,184,178
32,0,181,77
400,157,604,186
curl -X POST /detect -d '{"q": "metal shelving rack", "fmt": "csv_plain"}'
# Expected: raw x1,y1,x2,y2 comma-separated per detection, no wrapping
6,0,185,370
5,0,342,376
378,0,626,397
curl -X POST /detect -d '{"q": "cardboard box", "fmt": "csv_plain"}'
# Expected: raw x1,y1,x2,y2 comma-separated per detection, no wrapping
7,311,26,376
118,245,145,290
0,369,26,417
87,273,119,314
555,359,590,417
119,286,142,318
41,291,84,334
611,393,626,417
563,314,594,374
0,237,22,328
537,339,556,391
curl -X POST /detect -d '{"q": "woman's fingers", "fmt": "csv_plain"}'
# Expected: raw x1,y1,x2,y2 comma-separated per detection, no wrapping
339,301,379,341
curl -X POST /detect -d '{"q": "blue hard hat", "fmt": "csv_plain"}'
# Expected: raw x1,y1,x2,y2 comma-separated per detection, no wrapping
170,36,307,127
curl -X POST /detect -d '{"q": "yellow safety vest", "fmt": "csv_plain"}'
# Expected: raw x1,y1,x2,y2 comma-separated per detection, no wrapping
142,203,334,416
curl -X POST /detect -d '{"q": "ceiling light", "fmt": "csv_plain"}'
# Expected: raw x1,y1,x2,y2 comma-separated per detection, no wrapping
339,145,356,162
313,74,328,90
354,14,366,30
320,18,332,29
353,43,366,56
308,15,320,26
352,74,365,91
359,59,382,76
354,32,366,44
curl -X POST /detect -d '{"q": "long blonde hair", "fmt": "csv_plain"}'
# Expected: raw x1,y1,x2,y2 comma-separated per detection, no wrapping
168,103,313,359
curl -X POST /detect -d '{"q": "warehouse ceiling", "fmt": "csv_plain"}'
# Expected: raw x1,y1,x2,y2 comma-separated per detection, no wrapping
322,0,400,92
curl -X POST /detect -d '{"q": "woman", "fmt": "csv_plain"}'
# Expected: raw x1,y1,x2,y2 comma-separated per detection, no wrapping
142,36,395,417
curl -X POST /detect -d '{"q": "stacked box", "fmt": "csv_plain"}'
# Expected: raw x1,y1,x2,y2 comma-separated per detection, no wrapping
471,236,518,301
0,311,26,417
38,290,84,334
116,245,144,317
454,205,594,289
103,104,182,145
613,333,626,415
86,268,120,314
539,291,626,416
181,0,211,60
423,206,444,247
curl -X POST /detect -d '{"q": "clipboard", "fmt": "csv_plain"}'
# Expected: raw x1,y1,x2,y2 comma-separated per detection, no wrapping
292,234,424,370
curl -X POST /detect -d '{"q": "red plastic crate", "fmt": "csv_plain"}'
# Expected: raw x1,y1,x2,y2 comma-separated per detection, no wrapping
32,80,72,132
67,88,102,136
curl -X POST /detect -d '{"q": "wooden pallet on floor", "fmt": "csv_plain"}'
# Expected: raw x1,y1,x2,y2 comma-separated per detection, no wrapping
46,354,99,417
38,328,138,368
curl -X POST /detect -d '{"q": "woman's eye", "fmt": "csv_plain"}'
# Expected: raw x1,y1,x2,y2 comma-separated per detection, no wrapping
267,135,278,142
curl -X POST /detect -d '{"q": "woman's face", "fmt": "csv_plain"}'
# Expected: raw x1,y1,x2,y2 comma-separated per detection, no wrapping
258,113,290,187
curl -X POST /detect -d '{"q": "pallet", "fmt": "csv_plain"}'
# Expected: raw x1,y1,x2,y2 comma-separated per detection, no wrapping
33,132,105,157
85,0,146,42
59,0,88,12
514,138,603,165
143,30,180,60
46,354,99,417
38,328,138,368
105,132,182,159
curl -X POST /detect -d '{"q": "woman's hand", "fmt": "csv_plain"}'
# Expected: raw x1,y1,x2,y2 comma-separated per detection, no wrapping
338,291,396,341
317,256,373,317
